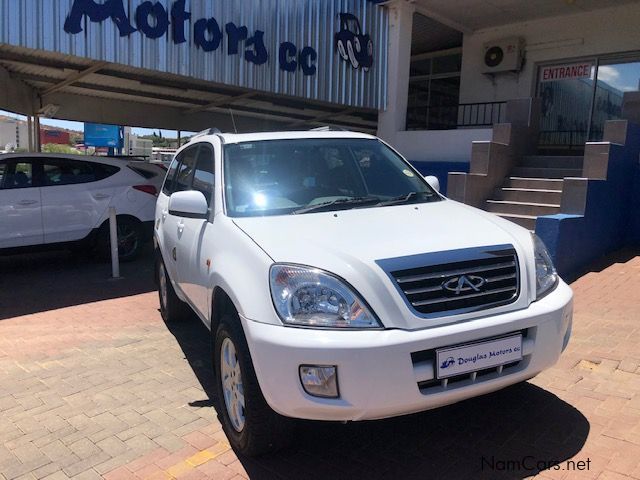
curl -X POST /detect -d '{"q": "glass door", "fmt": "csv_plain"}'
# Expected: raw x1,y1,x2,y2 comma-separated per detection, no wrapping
537,61,596,152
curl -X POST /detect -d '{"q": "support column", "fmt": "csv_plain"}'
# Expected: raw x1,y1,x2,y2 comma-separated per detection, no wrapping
377,0,415,144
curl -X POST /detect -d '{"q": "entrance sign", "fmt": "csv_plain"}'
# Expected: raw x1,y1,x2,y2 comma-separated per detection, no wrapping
540,62,593,82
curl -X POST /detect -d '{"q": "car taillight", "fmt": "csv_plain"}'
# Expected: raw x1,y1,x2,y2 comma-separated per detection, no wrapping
133,184,158,196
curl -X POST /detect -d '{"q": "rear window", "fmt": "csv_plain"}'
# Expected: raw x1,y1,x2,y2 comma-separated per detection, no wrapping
127,164,157,179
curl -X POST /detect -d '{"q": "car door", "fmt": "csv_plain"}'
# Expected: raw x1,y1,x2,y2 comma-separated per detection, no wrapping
161,145,200,286
176,144,215,319
39,158,116,244
0,158,43,248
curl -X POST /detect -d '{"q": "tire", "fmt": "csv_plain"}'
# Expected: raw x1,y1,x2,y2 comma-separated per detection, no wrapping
157,256,191,323
214,314,293,456
96,217,143,262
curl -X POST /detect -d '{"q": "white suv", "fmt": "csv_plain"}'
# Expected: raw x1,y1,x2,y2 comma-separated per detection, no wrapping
0,153,163,260
154,130,573,456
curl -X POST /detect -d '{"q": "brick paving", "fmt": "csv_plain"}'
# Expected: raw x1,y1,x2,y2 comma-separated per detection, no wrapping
0,247,639,479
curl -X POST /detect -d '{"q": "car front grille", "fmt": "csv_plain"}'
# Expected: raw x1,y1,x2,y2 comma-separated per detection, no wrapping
384,245,520,317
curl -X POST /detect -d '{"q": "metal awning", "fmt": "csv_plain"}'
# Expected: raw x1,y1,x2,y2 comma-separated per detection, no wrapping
0,45,379,133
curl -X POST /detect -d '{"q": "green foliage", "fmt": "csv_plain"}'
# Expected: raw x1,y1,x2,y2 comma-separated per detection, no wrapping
41,143,81,154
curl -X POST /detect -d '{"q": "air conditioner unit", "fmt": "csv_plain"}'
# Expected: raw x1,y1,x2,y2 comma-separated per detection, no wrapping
482,37,524,74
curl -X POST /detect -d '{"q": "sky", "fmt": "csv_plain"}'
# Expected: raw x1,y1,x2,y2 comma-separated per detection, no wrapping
0,109,189,138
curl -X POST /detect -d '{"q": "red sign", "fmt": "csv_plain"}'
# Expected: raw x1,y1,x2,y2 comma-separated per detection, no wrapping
540,62,593,82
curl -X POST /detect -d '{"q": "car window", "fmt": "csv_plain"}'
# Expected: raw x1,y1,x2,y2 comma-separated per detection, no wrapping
162,146,199,195
94,163,120,181
162,155,180,195
192,146,215,205
42,159,96,186
2,160,33,189
174,147,199,192
0,162,5,188
223,139,438,217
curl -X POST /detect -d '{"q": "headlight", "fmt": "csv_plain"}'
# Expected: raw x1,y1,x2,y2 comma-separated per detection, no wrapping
269,264,382,328
533,234,558,299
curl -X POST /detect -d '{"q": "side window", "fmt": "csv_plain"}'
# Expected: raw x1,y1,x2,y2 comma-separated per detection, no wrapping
42,159,96,186
94,163,120,181
3,160,33,189
174,147,199,193
162,155,180,195
0,161,6,188
192,146,215,205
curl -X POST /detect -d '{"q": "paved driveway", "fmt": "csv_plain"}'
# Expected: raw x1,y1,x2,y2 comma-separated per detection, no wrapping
0,247,639,479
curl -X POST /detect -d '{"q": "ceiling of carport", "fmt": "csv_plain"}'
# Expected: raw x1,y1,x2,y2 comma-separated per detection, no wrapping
0,45,378,133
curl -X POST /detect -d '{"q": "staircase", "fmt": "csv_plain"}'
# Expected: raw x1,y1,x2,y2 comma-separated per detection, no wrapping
484,155,583,230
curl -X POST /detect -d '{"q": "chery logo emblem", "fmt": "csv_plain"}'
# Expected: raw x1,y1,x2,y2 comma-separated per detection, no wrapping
442,275,486,295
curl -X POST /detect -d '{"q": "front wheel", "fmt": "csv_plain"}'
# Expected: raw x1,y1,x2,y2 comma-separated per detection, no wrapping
157,256,191,323
214,315,293,456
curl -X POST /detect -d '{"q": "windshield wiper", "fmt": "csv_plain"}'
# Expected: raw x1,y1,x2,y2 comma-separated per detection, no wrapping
292,196,380,215
375,191,435,207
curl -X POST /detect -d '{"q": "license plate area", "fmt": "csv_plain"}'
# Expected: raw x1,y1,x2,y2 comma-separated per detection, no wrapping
436,334,522,379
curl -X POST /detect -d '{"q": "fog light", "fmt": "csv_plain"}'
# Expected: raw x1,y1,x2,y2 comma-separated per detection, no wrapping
299,365,339,398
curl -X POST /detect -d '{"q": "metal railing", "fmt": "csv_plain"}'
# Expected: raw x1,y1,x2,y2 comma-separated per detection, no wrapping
406,102,506,131
538,130,590,152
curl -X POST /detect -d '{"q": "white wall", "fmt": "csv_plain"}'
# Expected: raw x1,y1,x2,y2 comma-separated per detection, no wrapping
386,128,492,163
0,121,28,150
459,3,640,104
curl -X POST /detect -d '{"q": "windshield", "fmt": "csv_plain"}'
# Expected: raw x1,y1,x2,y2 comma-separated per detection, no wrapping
223,138,440,217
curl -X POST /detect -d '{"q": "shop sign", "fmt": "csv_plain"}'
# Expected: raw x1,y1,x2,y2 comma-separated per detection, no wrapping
540,62,593,82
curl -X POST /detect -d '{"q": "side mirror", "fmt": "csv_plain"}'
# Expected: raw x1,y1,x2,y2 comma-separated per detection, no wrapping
424,175,440,193
168,191,209,219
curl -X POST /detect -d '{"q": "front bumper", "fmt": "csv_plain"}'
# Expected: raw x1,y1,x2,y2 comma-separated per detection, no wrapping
242,280,573,421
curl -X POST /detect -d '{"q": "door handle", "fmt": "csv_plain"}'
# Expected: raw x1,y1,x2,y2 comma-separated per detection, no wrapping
17,200,38,206
93,193,110,200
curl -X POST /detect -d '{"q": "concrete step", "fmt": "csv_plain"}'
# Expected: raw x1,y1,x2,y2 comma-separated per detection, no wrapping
494,213,537,230
521,155,583,169
511,167,583,179
494,187,563,204
505,177,565,190
486,199,561,217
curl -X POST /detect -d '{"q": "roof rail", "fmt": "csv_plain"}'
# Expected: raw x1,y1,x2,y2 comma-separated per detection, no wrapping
309,125,350,132
190,128,222,141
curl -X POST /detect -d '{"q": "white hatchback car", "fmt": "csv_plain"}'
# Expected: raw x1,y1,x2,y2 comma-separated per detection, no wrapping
154,130,573,456
0,153,163,260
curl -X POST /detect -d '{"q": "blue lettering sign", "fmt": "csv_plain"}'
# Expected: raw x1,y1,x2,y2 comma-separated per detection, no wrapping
279,42,298,72
194,17,223,52
170,0,191,44
225,23,248,56
245,31,268,65
62,0,367,77
64,0,136,36
135,1,169,39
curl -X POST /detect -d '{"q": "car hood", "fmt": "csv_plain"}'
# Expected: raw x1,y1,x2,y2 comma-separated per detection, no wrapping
232,200,534,329
233,200,525,264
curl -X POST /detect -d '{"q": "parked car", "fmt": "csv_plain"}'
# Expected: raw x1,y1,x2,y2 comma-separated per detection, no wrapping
154,129,573,456
0,153,164,260
335,13,374,70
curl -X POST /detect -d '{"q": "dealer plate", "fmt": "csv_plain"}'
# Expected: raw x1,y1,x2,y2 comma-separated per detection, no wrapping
436,334,522,379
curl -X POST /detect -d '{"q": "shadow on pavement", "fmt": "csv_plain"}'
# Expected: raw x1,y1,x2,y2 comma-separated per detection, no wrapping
167,315,590,480
0,245,156,320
